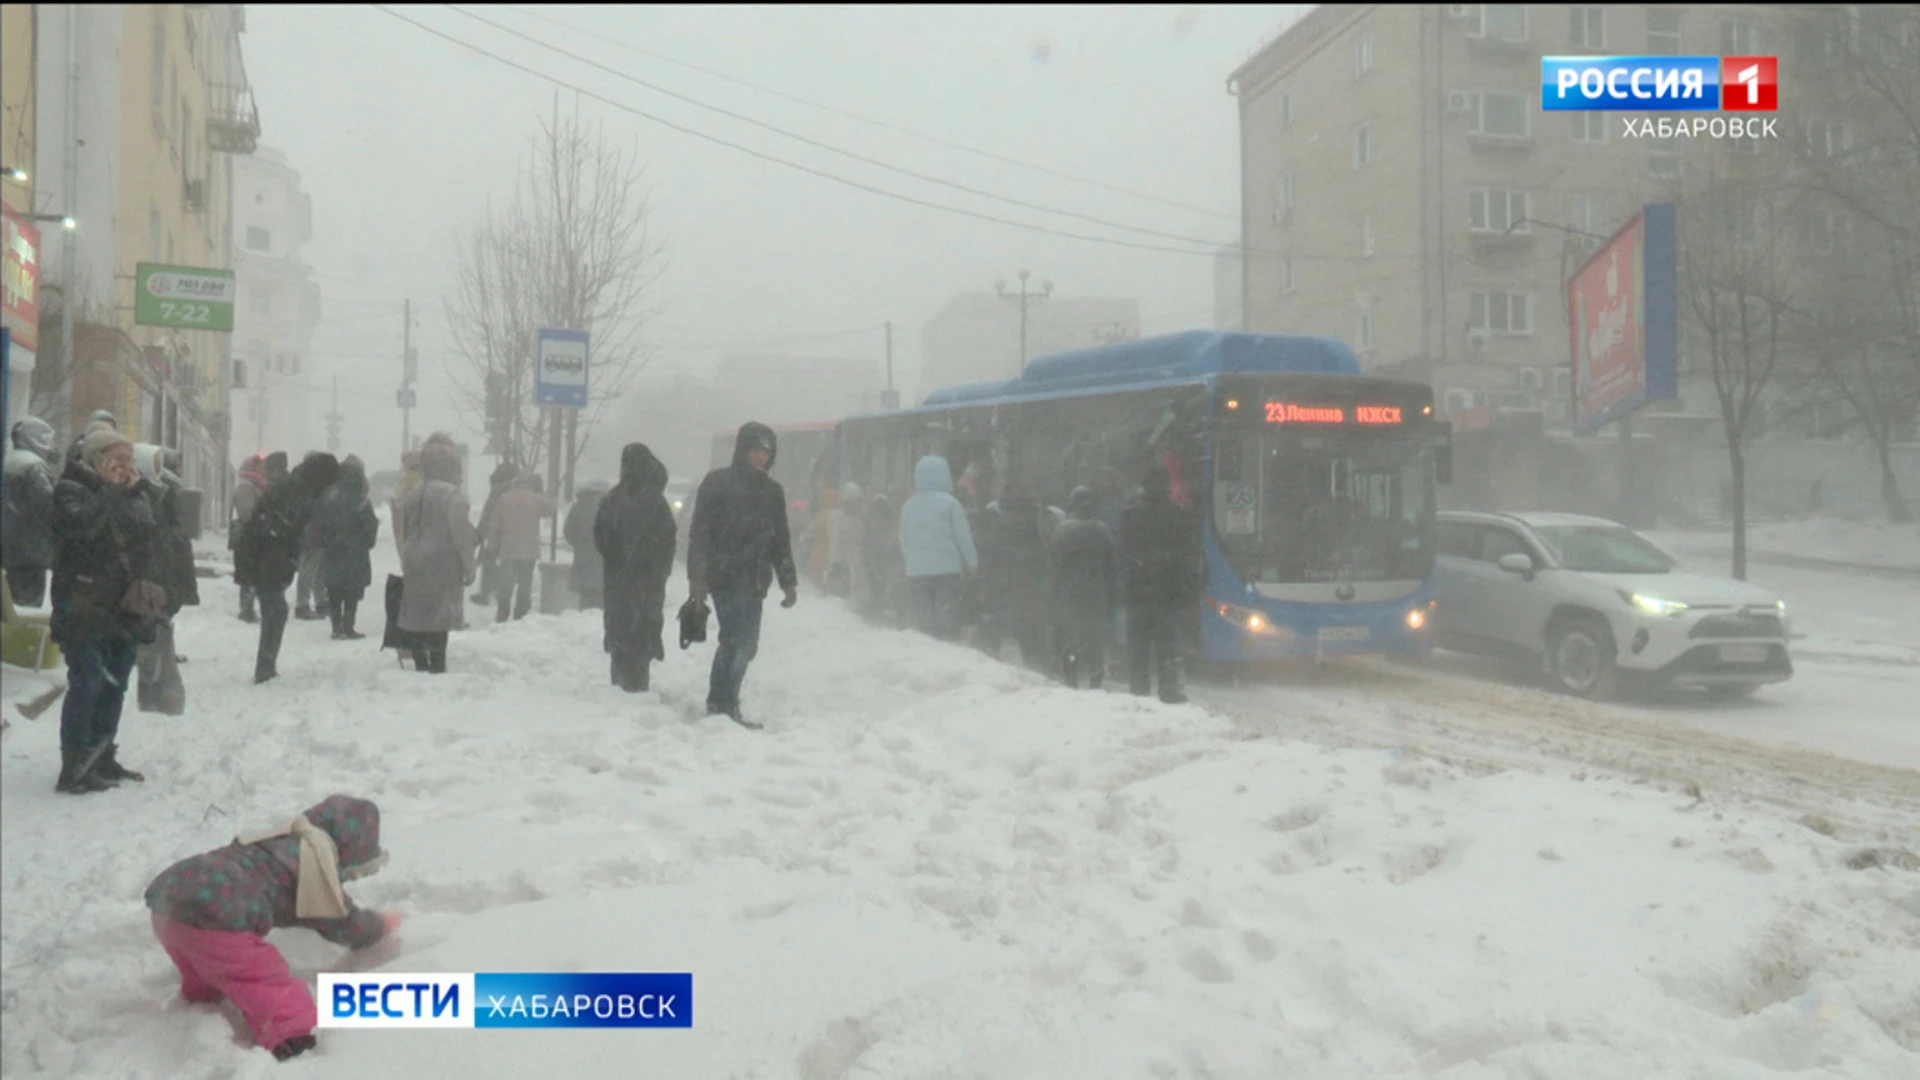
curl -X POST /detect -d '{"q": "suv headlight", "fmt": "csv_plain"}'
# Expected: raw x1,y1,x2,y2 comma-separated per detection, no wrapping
1620,590,1689,617
1210,600,1274,633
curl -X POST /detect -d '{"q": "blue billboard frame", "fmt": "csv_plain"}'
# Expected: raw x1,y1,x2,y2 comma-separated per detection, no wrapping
1569,202,1679,434
533,327,590,409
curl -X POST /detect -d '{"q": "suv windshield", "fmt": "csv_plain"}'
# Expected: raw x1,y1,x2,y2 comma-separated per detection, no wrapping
1532,525,1677,573
1212,431,1435,584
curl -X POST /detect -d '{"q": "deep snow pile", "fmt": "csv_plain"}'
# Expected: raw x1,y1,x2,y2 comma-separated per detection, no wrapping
3,562,1917,1078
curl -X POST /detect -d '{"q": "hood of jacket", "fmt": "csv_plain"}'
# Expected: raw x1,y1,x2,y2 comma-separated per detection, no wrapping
840,481,864,504
420,442,461,484
10,417,55,460
1066,485,1099,519
489,460,519,492
293,452,342,495
237,453,268,486
511,469,540,492
619,442,669,495
264,452,290,484
913,454,954,494
334,459,370,502
234,794,385,920
731,422,778,471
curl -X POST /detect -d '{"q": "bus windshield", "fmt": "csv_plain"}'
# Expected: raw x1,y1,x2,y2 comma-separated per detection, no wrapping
1211,430,1435,584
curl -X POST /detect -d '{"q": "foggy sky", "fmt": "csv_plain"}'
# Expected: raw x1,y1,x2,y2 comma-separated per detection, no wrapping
243,3,1304,474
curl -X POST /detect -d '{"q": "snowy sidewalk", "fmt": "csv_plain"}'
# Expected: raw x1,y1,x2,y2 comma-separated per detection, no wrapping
1652,519,1920,576
3,567,1917,1078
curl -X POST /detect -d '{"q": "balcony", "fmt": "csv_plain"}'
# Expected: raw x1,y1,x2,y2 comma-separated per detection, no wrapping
1467,225,1537,256
207,84,260,155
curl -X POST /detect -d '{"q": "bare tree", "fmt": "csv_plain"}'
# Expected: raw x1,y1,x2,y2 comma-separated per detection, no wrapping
444,102,666,477
27,284,109,428
1782,6,1920,523
1676,157,1797,581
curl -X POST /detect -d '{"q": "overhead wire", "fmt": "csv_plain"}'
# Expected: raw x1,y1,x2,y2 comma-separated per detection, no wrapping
501,3,1241,224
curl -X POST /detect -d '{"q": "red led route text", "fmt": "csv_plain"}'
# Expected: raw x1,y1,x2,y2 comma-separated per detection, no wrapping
1264,402,1403,425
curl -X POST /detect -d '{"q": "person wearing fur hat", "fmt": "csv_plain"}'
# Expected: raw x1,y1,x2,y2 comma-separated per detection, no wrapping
3,416,60,606
49,426,162,793
235,452,342,683
230,455,270,622
145,794,398,1062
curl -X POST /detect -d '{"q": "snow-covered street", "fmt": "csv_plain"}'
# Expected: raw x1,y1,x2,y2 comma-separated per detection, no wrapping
3,536,1917,1078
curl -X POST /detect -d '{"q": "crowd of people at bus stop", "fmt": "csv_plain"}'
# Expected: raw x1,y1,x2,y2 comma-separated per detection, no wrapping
803,443,1207,705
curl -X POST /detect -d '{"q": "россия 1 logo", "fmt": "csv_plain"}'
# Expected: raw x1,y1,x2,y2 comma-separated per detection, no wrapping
1540,56,1777,112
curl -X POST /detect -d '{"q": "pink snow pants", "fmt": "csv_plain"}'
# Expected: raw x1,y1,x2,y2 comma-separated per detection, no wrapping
152,914,316,1050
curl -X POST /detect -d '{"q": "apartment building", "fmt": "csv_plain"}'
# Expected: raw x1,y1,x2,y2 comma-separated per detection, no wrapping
2,4,38,426
31,3,259,504
1229,3,1790,426
919,290,1141,401
231,144,321,458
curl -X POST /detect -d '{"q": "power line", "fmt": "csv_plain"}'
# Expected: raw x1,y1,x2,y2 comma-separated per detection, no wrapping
501,4,1241,225
374,6,1403,264
448,4,1231,251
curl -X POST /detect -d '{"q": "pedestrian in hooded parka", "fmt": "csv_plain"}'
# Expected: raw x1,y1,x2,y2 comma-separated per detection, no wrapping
897,454,978,641
859,491,903,625
316,455,379,640
564,478,612,610
132,445,199,715
50,427,163,793
975,487,1052,672
489,469,555,623
1119,463,1202,705
3,416,60,606
594,444,676,692
686,422,799,729
291,453,334,621
471,459,519,607
397,441,476,673
230,454,269,622
61,409,120,473
236,452,341,684
1049,485,1119,689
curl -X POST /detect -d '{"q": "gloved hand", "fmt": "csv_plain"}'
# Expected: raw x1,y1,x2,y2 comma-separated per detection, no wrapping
781,587,798,609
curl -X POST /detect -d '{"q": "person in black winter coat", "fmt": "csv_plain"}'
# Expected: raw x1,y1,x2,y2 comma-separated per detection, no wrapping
594,444,676,692
133,445,200,715
316,456,379,640
686,422,798,729
50,428,162,793
974,488,1052,673
235,452,341,683
1120,464,1202,704
1048,485,1118,689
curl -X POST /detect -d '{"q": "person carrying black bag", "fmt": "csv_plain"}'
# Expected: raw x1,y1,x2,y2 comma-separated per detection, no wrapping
594,443,677,692
235,453,342,684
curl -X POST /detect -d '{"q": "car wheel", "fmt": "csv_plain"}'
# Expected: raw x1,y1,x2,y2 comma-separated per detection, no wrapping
1705,683,1760,701
1547,617,1617,700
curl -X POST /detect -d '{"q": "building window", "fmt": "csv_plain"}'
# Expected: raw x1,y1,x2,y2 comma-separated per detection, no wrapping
1466,92,1530,138
1720,19,1760,55
1568,194,1613,237
1353,123,1375,169
148,209,161,262
1469,291,1532,336
1649,138,1681,179
1281,258,1296,294
1571,111,1608,144
287,354,302,376
1357,309,1375,353
151,11,166,108
246,226,271,252
1360,215,1376,256
1800,207,1849,253
1469,189,1528,232
1470,5,1528,42
1569,7,1605,49
167,62,178,139
166,233,174,263
1280,90,1293,128
251,289,272,317
1720,201,1762,248
1354,33,1374,78
1647,9,1683,54
1809,120,1853,158
1278,170,1296,210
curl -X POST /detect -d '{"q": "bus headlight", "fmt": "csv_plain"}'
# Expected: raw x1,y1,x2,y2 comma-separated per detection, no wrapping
1406,603,1431,631
1210,600,1272,633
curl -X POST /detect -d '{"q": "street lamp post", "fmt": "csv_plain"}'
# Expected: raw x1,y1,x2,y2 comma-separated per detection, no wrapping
996,269,1053,377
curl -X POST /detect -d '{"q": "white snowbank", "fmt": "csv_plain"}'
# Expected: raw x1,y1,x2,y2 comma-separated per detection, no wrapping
1653,519,1920,573
3,562,1917,1078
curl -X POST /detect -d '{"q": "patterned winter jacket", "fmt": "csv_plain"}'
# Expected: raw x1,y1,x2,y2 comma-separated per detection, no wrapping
145,795,388,947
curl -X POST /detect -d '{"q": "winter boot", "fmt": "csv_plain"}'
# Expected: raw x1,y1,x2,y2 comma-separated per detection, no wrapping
630,661,650,693
254,662,278,685
272,1034,317,1061
342,600,364,640
55,750,114,794
94,743,145,783
294,605,315,621
329,606,344,640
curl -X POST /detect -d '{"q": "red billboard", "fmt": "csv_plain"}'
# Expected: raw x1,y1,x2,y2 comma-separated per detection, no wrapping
1567,204,1679,433
2,205,39,353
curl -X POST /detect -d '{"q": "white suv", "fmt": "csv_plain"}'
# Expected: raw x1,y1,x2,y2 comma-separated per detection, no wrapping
1433,511,1793,699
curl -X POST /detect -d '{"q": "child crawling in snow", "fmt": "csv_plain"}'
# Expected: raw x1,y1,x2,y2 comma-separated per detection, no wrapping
145,794,400,1062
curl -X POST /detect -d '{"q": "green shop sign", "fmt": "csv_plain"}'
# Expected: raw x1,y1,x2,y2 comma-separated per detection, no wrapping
135,262,237,332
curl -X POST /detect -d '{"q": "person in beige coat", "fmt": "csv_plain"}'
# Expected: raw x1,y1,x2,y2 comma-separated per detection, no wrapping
488,469,555,622
396,443,475,672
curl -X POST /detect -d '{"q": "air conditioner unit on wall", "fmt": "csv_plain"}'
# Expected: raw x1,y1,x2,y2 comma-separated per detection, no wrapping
1519,367,1543,390
1447,91,1473,114
1271,206,1292,226
1447,4,1473,18
1467,330,1490,352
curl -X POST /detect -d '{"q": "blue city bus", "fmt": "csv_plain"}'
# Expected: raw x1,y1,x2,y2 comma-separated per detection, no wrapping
831,331,1453,664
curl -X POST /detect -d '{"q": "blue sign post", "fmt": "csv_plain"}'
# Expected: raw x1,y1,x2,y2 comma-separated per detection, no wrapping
534,327,590,409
